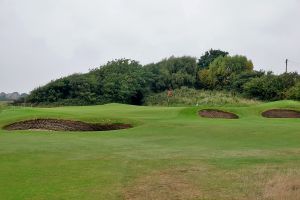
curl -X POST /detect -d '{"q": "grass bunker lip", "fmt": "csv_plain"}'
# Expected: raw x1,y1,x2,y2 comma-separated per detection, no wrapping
262,109,300,118
199,109,239,119
3,119,133,132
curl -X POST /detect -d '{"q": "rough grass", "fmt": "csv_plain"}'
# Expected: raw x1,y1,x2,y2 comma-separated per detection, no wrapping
264,174,300,200
0,100,300,199
0,101,8,113
144,88,261,106
123,168,202,200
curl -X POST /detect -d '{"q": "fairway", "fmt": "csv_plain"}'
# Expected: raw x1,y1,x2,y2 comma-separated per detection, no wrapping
1,101,300,200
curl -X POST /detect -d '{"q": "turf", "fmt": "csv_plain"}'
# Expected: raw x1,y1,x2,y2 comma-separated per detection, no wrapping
0,101,300,200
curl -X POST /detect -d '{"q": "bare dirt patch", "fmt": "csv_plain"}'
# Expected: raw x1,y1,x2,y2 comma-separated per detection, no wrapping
262,109,300,118
263,175,300,200
199,109,239,119
3,119,132,132
123,168,202,200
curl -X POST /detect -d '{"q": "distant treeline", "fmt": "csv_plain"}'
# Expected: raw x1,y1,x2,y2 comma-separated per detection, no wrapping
20,49,300,106
0,92,27,101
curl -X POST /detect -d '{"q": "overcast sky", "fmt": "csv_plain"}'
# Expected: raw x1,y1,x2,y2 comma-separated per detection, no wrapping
1,0,300,93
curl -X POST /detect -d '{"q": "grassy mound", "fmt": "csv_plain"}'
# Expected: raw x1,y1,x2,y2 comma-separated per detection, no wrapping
144,88,261,106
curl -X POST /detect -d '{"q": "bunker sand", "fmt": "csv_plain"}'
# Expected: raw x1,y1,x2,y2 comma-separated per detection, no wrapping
199,109,239,119
3,119,132,132
262,109,300,118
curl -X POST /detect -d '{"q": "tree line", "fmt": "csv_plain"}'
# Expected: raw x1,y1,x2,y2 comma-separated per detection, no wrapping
21,49,300,106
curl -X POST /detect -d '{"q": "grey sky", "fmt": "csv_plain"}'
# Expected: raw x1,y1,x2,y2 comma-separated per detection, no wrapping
1,0,300,93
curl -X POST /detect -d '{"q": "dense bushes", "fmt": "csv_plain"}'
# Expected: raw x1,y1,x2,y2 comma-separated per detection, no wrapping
229,71,265,93
90,59,152,105
198,49,228,69
198,55,254,89
27,59,151,105
243,72,300,100
144,56,199,92
286,82,300,100
27,74,97,105
24,49,300,106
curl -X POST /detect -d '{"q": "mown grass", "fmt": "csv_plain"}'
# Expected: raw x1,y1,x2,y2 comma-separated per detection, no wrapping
0,101,8,112
0,101,300,199
144,87,261,107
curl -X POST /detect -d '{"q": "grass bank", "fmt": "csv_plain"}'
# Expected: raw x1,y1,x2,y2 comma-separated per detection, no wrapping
144,88,261,107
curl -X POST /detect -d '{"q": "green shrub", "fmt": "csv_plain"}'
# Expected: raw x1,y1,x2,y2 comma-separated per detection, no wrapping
198,49,228,69
144,56,199,92
286,82,300,100
24,51,300,106
26,59,152,106
199,55,253,89
243,72,300,100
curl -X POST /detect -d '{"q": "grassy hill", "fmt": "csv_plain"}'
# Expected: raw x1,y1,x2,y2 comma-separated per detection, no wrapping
0,101,300,199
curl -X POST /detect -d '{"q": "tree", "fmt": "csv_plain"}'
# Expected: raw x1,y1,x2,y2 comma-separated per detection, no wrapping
26,73,97,105
243,72,300,100
91,59,152,105
198,49,228,69
25,52,300,106
286,81,300,100
230,70,265,93
199,55,254,89
145,56,199,92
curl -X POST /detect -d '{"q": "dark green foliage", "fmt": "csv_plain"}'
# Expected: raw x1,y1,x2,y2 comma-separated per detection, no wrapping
27,59,151,106
230,70,265,93
27,73,97,105
145,56,199,92
199,55,254,90
198,49,228,69
90,59,151,105
286,81,300,100
243,72,300,100
25,50,300,106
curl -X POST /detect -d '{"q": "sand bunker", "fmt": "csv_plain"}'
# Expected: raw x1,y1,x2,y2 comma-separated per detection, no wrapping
262,109,300,118
199,109,239,119
3,119,132,132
